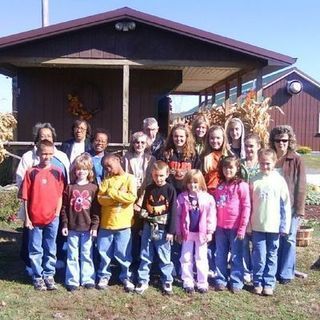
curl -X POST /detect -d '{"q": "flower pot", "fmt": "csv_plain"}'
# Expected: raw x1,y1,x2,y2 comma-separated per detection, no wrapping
296,226,314,247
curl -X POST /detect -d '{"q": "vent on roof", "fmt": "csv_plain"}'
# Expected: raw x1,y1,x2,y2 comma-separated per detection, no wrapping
115,21,136,32
287,80,303,95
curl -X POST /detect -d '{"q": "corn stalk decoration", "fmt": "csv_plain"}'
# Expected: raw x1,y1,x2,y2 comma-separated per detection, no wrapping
0,113,17,164
172,91,283,146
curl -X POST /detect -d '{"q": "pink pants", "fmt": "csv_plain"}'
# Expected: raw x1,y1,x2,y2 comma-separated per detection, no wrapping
180,232,209,289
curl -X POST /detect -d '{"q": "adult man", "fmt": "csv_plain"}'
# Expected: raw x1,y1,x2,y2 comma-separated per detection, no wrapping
142,117,165,159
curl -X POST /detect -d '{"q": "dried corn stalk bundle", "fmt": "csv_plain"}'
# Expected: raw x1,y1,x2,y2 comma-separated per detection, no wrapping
0,113,17,164
174,91,283,146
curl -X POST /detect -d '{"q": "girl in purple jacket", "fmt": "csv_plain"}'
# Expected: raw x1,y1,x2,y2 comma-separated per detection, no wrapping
176,169,217,294
212,156,251,293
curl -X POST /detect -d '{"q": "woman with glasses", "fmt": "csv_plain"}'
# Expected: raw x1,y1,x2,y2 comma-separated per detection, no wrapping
123,131,156,272
61,119,92,164
269,125,306,285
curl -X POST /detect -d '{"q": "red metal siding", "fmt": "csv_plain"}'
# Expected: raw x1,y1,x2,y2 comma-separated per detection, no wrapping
265,73,320,151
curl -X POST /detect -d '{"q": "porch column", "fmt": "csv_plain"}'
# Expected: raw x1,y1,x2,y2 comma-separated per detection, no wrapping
225,81,230,113
237,74,242,105
256,68,263,102
122,64,130,144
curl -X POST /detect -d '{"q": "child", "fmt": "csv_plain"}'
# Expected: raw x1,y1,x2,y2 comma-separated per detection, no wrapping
213,156,250,293
250,148,291,296
96,154,137,292
192,115,210,156
61,153,100,291
226,118,246,159
21,139,65,290
202,125,229,194
176,169,216,294
240,133,261,283
135,161,176,295
161,123,200,195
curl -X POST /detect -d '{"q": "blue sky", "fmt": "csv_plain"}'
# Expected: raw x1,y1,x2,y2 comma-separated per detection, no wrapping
0,0,319,112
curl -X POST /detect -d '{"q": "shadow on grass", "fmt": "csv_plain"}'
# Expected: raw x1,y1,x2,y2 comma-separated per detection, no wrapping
0,229,29,284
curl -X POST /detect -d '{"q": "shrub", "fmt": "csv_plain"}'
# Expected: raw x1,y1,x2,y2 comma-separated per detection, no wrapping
305,184,320,206
0,188,20,222
297,145,312,154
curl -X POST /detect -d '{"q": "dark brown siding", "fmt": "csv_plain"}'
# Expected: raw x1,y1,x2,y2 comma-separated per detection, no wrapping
0,22,260,64
16,68,182,143
265,73,320,151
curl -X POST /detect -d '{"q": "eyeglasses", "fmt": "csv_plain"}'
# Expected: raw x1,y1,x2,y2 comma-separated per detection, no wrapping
75,126,87,132
274,139,289,143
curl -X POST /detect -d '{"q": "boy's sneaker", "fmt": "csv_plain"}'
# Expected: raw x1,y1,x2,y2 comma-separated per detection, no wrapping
96,278,109,290
33,278,47,291
263,287,274,296
253,286,263,295
84,283,95,290
162,282,173,295
215,284,227,291
123,279,135,292
66,285,79,292
135,282,149,295
44,277,57,290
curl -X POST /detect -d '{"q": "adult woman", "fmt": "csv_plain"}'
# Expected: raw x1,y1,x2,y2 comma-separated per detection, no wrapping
61,119,91,164
269,125,306,284
89,128,109,186
123,131,155,207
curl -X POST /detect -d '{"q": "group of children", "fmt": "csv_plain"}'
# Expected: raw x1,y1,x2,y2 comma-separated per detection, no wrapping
20,116,293,297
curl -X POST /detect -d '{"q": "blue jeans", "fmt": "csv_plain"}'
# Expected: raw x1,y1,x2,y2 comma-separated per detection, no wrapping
277,215,299,280
207,237,216,273
252,231,279,289
97,228,132,282
138,223,173,285
243,234,252,277
28,216,59,280
65,230,95,287
215,227,244,289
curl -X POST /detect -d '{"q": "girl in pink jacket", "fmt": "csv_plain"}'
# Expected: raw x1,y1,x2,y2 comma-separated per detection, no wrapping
212,156,251,293
176,169,217,294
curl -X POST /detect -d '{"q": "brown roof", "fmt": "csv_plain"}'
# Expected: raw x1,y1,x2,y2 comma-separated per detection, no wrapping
0,7,296,66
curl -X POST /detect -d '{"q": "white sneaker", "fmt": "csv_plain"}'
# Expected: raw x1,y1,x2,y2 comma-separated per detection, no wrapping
135,282,148,295
97,278,109,290
208,270,217,278
162,282,173,295
123,279,135,292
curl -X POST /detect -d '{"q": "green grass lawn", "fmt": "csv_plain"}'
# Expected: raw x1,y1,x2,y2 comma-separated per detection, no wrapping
301,153,320,174
0,222,319,320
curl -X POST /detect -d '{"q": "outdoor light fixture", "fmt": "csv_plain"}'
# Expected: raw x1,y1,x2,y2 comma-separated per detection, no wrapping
287,80,303,95
115,21,136,32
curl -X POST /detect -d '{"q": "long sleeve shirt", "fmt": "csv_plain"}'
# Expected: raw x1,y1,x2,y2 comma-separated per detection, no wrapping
251,171,291,234
61,183,100,231
213,180,250,237
98,173,137,230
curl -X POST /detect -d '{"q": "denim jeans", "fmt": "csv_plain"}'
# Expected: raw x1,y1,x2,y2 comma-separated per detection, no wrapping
65,230,95,287
215,227,244,289
243,234,252,278
207,237,216,273
252,231,279,289
277,215,300,280
97,228,132,282
138,222,173,285
28,216,59,280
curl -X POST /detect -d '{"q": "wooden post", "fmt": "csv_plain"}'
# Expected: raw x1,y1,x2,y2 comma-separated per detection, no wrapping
225,81,230,113
204,90,208,106
122,64,129,144
256,68,263,102
237,74,242,105
212,89,216,105
198,94,202,107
